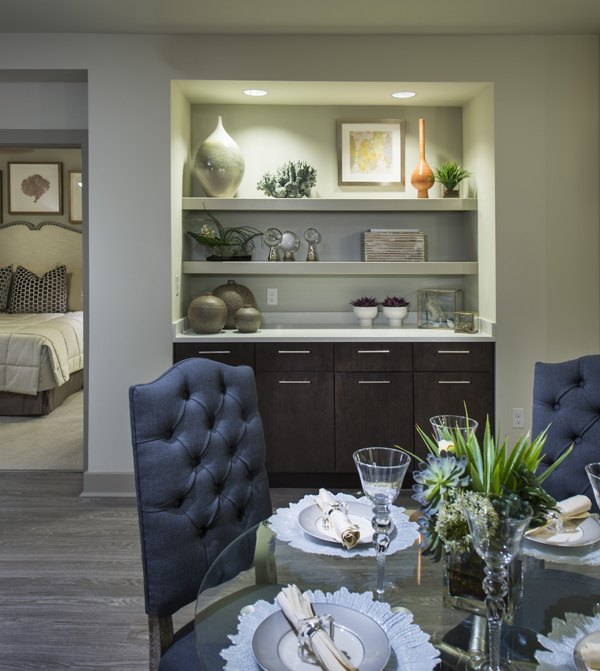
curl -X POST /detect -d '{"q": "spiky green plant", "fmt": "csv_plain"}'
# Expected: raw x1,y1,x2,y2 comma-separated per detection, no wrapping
186,209,262,251
397,415,572,559
433,161,471,191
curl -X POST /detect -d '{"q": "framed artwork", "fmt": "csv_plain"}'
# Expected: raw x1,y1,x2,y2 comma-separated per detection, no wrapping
8,162,63,215
337,119,405,188
68,170,83,223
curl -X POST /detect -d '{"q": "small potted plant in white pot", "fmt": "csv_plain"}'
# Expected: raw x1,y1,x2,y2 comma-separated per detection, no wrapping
433,161,471,198
381,296,410,327
350,296,380,327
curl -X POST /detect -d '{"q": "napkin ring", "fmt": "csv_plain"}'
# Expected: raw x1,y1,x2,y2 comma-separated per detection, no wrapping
297,614,334,663
322,502,347,530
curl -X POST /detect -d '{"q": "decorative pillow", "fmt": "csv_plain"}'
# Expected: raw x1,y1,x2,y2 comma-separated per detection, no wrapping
8,265,67,313
0,265,12,312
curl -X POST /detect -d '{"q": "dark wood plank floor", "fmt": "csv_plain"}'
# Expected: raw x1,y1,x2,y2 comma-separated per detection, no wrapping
0,471,414,670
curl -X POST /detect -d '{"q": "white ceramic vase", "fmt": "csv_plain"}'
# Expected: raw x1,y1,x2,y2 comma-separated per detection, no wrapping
382,305,408,327
353,305,378,327
193,116,245,197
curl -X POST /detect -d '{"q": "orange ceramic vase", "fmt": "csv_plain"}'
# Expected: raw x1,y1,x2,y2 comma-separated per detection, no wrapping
410,118,434,198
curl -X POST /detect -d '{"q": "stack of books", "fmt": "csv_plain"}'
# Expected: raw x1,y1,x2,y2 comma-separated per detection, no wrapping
362,229,425,262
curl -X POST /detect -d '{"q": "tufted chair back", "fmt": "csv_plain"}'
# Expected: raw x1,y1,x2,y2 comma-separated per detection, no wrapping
532,355,600,512
130,358,272,670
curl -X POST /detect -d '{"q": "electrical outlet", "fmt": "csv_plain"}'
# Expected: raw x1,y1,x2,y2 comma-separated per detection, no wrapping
267,288,278,306
512,407,525,429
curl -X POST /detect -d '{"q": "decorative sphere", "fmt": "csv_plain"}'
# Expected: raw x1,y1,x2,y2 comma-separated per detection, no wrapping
187,294,227,334
234,305,262,333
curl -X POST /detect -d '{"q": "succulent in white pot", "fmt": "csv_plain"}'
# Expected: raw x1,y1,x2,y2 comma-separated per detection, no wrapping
381,296,410,327
350,296,380,327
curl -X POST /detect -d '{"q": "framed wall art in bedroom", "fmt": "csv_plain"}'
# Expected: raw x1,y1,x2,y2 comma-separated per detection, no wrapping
8,162,63,215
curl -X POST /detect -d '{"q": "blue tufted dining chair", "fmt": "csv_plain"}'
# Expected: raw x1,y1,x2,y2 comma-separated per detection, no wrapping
532,354,600,512
129,358,273,671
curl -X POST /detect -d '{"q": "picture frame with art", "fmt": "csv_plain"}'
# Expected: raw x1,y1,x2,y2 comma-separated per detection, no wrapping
337,119,405,188
68,170,83,224
8,162,63,215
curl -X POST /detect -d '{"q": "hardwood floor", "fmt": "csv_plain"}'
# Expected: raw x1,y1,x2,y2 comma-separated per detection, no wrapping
0,471,414,670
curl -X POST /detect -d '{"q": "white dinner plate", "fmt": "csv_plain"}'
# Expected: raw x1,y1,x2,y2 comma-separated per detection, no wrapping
251,602,391,671
574,631,600,671
298,502,387,546
526,516,600,547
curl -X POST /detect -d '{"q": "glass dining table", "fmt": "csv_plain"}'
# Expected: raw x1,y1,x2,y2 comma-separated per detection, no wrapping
194,510,600,671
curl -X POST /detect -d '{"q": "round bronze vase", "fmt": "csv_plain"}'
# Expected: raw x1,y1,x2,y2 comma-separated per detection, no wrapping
234,305,262,333
187,293,227,334
212,279,258,329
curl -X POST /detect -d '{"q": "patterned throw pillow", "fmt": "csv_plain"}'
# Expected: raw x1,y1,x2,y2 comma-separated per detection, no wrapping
0,265,12,312
8,265,68,313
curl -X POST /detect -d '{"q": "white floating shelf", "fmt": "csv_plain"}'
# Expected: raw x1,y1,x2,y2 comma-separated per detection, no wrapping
182,197,477,213
182,261,478,276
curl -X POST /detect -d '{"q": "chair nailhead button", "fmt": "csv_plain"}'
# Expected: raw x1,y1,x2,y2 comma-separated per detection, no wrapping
575,437,582,444
553,403,560,410
165,430,172,439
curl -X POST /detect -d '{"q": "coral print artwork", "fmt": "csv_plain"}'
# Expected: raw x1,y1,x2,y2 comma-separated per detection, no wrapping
8,162,63,215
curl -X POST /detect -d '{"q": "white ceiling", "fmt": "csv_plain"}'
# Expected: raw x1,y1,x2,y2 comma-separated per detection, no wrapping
0,0,599,35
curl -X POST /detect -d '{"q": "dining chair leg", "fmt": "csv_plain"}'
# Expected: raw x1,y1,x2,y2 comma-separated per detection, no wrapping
148,614,174,671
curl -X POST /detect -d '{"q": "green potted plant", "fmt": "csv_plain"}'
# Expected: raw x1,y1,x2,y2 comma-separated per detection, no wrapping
186,210,263,261
433,161,471,198
397,416,571,616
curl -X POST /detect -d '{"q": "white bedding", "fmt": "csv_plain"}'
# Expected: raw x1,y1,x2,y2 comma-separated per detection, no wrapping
0,312,84,396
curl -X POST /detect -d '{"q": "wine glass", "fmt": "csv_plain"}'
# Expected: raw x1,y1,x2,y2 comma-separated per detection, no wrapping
465,497,532,671
430,414,479,448
352,447,410,599
585,463,600,511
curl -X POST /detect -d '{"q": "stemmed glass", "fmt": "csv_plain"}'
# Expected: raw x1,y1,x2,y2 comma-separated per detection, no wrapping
430,414,479,446
585,463,600,511
465,497,532,671
352,447,410,599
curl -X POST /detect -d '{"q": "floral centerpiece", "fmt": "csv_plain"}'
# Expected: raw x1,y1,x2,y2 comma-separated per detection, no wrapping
398,415,571,614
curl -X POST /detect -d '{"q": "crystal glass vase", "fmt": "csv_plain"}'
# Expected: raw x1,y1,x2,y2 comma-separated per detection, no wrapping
352,447,410,598
465,498,532,671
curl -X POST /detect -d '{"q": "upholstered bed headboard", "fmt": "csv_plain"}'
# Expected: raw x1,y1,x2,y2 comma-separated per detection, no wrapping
0,221,83,311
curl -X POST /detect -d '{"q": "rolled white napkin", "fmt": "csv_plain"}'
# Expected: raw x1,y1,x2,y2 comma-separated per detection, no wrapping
579,637,600,669
526,494,592,536
314,489,361,549
275,584,357,671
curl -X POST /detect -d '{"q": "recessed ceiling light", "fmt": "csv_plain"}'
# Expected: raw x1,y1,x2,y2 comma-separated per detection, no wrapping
243,88,268,97
391,91,416,99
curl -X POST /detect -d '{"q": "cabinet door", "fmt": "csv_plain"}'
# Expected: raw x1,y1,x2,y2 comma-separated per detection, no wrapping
413,371,494,460
334,372,413,472
173,342,254,367
334,343,412,372
257,372,334,473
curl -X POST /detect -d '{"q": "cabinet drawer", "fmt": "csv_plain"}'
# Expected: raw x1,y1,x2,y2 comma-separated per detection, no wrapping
173,342,254,367
413,342,494,372
255,343,333,371
334,343,412,372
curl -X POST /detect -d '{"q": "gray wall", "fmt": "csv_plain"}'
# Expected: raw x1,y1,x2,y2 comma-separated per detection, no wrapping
0,33,597,494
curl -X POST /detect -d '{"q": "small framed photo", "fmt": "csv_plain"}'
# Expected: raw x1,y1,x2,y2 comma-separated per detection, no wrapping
68,170,83,223
417,288,464,329
8,162,63,215
337,119,405,188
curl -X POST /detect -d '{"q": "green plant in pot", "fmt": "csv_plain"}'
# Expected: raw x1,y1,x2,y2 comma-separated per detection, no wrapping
433,160,471,198
186,209,263,261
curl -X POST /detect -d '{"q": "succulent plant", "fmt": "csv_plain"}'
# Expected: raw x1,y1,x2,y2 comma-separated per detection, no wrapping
382,296,410,307
349,296,379,307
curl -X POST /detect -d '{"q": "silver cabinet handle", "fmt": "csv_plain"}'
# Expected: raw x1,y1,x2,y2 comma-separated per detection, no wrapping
438,380,471,384
278,380,311,384
437,350,470,354
278,350,311,354
357,349,390,354
197,350,231,354
358,380,391,384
